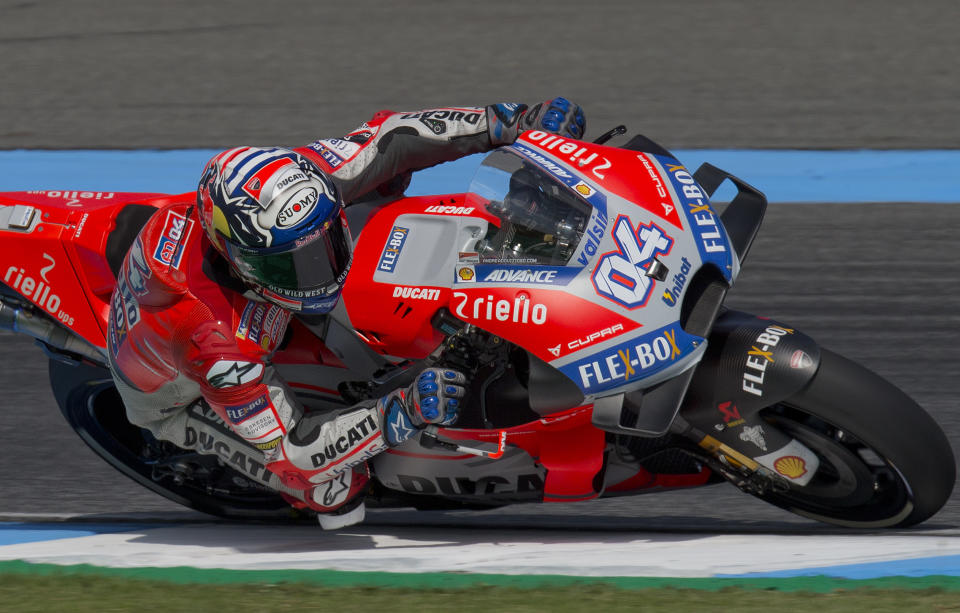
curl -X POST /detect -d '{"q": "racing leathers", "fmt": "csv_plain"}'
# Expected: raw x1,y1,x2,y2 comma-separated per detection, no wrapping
106,103,552,524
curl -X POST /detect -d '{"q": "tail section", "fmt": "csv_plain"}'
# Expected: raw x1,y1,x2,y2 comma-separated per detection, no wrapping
0,190,190,354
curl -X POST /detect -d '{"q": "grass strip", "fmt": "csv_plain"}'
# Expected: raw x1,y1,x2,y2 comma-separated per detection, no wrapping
2,571,960,613
1,560,960,592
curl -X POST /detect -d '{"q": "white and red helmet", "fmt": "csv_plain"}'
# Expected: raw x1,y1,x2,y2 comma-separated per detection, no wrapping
197,147,352,313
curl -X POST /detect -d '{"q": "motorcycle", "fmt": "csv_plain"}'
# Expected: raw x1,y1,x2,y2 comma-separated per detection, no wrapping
0,126,954,528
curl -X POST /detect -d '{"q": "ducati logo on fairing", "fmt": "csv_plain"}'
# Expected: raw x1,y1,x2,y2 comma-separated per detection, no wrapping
396,473,545,496
392,286,441,300
790,350,814,369
424,205,474,215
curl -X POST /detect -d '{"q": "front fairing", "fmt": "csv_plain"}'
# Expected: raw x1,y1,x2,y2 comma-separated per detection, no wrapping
453,132,737,400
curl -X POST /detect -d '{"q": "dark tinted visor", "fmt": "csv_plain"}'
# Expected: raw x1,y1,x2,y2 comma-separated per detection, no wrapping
226,217,351,296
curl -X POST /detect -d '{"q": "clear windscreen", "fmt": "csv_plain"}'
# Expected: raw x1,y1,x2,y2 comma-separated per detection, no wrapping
468,149,594,266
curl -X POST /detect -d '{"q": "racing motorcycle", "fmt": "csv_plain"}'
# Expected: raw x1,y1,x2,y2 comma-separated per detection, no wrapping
0,127,954,528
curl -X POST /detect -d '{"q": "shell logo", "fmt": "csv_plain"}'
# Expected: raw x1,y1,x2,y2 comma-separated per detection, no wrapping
458,267,475,281
574,181,595,197
773,455,808,479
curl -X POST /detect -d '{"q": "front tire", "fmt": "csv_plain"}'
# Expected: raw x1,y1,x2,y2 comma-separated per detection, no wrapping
751,348,955,528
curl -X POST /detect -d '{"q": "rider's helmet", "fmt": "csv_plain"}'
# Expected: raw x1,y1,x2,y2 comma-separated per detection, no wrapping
197,147,352,314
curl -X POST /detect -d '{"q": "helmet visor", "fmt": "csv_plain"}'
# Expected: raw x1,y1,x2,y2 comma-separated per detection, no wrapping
225,215,352,298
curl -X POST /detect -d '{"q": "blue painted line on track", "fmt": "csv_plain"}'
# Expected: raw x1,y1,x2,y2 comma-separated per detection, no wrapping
0,522,151,546
0,149,957,203
719,554,960,579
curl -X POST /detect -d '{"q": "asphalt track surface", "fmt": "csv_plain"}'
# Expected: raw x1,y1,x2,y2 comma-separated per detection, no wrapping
1,1,958,535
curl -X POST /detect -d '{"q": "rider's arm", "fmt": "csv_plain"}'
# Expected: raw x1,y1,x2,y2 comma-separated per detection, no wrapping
295,99,586,204
294,105,520,203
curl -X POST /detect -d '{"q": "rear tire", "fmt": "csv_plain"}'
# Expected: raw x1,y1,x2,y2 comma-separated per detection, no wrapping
752,348,955,528
50,357,293,519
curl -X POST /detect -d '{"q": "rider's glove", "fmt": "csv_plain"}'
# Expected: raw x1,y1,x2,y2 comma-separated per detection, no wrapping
521,97,586,140
381,368,467,446
487,97,586,146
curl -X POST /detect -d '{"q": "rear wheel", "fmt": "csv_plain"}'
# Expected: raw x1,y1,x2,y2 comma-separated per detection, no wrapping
50,357,293,519
751,349,955,528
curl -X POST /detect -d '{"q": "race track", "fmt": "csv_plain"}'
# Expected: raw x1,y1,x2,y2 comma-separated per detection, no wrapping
0,0,958,578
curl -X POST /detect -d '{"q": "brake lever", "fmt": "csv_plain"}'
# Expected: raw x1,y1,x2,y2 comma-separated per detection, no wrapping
592,125,627,145
419,426,507,459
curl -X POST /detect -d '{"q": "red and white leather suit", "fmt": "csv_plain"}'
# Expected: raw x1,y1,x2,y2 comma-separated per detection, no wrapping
107,106,513,513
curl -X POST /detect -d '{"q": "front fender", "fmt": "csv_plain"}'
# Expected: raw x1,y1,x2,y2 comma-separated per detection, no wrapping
679,310,821,451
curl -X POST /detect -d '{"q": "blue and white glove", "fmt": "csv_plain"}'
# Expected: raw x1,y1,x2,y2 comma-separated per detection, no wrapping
521,97,586,140
381,368,467,446
487,97,587,145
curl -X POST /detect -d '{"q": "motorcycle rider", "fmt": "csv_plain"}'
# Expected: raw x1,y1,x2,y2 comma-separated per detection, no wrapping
106,98,586,529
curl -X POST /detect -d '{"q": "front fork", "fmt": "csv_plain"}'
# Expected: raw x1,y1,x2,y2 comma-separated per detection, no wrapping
675,310,823,491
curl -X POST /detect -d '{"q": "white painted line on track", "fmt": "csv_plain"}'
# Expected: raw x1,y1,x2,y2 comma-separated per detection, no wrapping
1,522,959,578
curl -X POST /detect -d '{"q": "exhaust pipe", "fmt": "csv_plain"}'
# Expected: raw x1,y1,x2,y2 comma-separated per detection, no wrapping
0,299,107,365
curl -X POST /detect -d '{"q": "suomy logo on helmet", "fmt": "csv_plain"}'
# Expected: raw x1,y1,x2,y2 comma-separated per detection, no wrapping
276,187,319,228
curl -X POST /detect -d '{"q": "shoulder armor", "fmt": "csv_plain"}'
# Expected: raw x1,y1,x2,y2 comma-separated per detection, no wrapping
122,202,199,307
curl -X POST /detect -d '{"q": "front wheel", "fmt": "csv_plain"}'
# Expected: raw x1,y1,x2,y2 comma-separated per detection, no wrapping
751,348,955,528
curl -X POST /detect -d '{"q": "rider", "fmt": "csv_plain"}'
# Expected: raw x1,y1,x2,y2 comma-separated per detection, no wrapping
106,98,586,528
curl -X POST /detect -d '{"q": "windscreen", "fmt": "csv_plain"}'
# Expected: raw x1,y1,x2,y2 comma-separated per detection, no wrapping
468,149,594,266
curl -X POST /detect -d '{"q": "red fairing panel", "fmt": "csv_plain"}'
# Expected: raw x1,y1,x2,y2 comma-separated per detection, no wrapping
424,406,710,501
0,191,170,347
449,286,641,364
341,195,467,358
0,191,195,349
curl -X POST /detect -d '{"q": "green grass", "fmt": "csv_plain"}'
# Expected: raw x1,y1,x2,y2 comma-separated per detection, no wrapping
2,565,960,613
2,574,960,613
